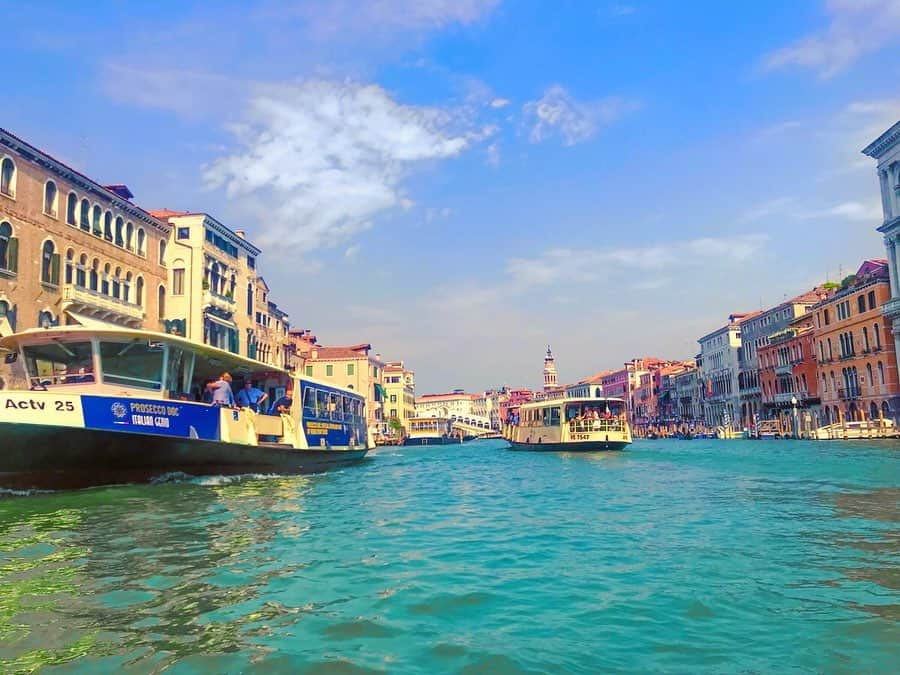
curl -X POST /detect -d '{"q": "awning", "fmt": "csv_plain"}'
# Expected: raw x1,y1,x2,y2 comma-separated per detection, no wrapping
65,310,130,330
0,317,13,338
375,383,387,399
205,314,238,330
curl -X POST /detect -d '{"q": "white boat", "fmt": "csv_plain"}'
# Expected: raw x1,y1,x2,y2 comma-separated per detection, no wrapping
0,326,372,489
503,397,632,451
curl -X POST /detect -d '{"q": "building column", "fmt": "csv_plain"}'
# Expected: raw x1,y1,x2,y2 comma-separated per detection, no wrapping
888,236,900,298
879,169,892,222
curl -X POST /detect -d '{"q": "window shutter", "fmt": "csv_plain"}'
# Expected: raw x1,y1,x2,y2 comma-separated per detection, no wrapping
7,237,17,273
50,253,60,285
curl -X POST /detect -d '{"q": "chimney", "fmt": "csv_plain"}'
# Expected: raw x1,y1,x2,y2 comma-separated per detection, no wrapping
235,230,246,239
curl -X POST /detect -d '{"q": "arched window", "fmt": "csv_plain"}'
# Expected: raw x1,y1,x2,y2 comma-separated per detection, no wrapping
136,276,144,306
882,401,890,420
158,239,167,265
41,240,58,284
863,327,870,352
125,222,134,250
818,341,824,361
44,181,58,217
157,285,166,319
867,363,874,391
878,361,885,385
870,401,879,420
92,205,102,235
102,263,111,295
89,259,99,291
65,249,74,284
76,254,87,287
801,373,807,392
66,193,78,226
874,323,881,349
115,217,124,247
113,267,121,299
0,221,17,273
137,228,146,255
80,199,90,231
210,263,220,294
230,273,236,297
830,371,836,393
247,282,253,316
827,338,833,360
0,157,15,197
868,290,876,311
124,272,132,303
104,211,113,241
821,373,827,393
857,295,866,314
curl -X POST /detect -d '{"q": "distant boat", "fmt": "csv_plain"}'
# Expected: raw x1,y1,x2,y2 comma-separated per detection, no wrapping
403,417,459,446
503,397,632,451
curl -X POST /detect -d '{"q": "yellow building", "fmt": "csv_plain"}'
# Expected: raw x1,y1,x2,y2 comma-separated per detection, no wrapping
290,330,386,431
151,210,259,357
1,128,170,388
383,361,416,435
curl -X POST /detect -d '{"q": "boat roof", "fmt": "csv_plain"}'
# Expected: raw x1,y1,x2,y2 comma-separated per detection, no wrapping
518,396,625,408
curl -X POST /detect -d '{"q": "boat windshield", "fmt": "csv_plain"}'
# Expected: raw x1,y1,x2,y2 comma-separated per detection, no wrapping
411,419,444,432
98,340,164,391
23,341,94,388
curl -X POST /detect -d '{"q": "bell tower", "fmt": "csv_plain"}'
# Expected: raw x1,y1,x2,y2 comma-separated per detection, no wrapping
543,345,558,391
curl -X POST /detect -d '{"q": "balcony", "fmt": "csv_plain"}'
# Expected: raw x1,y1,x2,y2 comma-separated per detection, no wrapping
62,284,144,326
774,363,792,375
881,296,900,321
203,290,236,314
838,387,861,401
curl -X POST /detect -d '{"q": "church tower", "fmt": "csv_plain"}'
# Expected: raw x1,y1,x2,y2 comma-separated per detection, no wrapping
543,345,558,391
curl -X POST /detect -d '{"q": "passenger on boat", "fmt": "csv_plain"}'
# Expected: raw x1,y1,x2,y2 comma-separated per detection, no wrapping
267,386,293,415
207,372,235,407
237,381,268,413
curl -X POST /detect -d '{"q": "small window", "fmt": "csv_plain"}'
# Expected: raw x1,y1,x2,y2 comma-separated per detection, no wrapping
80,199,90,231
41,240,59,285
103,211,113,241
868,290,876,311
115,217,124,246
172,268,185,295
136,277,144,306
137,228,146,256
177,227,190,240
44,181,58,217
305,365,313,376
0,221,17,273
347,363,354,375
247,255,255,269
66,193,78,225
857,295,866,314
326,364,333,377
92,205,102,235
0,157,16,197
159,239,167,265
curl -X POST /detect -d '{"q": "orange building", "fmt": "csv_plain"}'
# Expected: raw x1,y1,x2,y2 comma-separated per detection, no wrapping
812,260,899,424
759,312,820,432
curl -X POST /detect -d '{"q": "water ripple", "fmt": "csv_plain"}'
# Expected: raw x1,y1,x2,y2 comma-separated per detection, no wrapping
0,439,898,671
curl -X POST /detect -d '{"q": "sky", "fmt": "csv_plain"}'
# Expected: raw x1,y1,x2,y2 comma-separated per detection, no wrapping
3,0,900,393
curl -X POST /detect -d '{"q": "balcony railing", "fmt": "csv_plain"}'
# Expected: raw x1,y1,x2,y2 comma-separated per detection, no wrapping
837,387,861,401
62,284,144,321
203,290,236,313
774,363,792,375
569,419,626,434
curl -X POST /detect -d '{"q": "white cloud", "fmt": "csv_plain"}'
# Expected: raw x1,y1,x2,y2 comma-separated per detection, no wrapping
762,0,900,78
486,142,501,166
205,79,475,253
523,85,639,146
506,234,769,287
344,244,361,259
608,4,637,16
490,98,510,108
800,200,883,222
293,0,501,41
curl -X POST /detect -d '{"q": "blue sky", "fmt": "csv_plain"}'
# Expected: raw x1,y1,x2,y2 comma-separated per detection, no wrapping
4,0,900,392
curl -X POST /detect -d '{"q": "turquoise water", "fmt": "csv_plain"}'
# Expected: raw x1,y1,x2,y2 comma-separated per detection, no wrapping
1,439,898,673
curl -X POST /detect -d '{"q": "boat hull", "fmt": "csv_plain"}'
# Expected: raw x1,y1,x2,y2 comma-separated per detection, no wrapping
508,440,629,452
0,422,369,490
403,435,460,446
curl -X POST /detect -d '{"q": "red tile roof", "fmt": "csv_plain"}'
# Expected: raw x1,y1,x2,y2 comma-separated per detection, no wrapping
307,343,372,359
148,209,191,218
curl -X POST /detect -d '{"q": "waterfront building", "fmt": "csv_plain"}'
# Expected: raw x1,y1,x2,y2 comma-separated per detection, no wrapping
657,361,695,427
416,390,475,418
737,288,829,428
472,389,502,429
0,128,170,388
250,276,293,369
811,259,899,424
566,371,610,399
672,362,702,425
383,361,416,435
862,121,900,416
698,314,755,430
151,210,259,356
759,312,820,434
290,329,386,431
602,358,665,425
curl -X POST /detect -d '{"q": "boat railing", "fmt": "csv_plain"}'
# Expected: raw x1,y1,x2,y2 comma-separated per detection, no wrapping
569,419,625,433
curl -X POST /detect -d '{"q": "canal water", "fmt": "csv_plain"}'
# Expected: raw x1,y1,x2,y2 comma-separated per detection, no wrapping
1,439,898,673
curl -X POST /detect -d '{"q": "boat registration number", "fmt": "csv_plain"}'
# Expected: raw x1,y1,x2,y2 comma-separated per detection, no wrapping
571,433,591,440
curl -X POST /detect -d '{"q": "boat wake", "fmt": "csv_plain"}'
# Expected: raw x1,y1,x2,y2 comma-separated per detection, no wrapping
149,471,291,487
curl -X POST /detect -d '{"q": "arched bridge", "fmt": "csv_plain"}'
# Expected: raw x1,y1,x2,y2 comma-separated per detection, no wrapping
449,414,496,439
